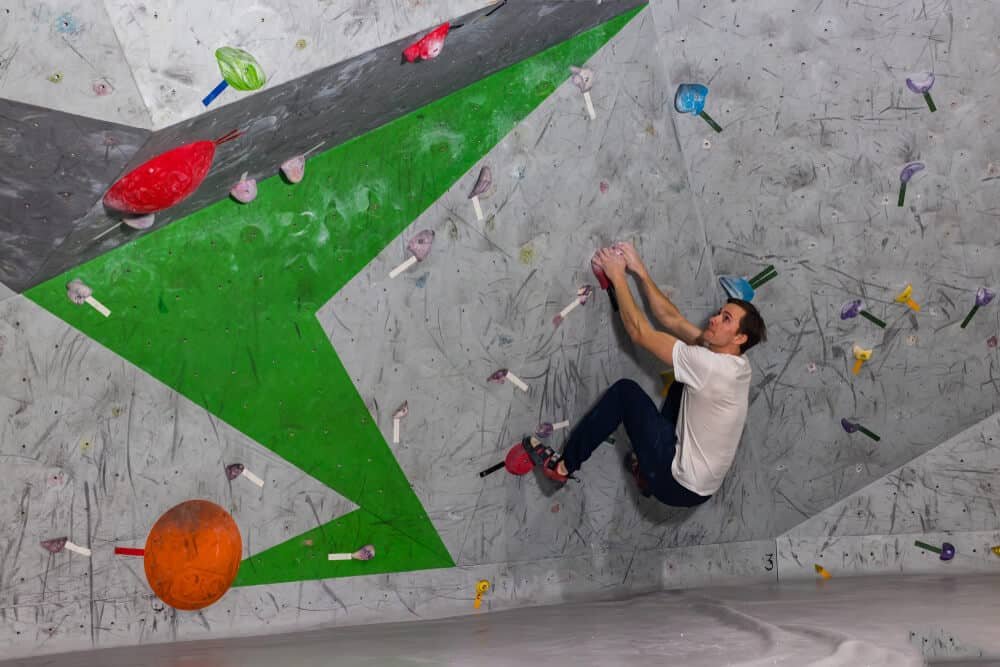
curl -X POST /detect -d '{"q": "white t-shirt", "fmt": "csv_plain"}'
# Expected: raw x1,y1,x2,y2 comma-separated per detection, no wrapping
669,340,752,496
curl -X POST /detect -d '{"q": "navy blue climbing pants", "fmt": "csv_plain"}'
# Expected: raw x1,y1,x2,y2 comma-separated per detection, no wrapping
560,378,711,508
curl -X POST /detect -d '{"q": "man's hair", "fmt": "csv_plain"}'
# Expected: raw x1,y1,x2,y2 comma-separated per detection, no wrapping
726,298,767,354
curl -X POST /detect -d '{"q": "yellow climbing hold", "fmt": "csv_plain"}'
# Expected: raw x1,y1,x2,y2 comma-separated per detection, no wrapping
48,72,63,84
814,564,831,580
473,579,490,609
894,283,921,312
295,39,307,50
991,546,1000,557
660,370,675,398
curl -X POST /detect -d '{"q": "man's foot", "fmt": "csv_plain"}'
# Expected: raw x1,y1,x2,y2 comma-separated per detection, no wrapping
531,440,571,484
624,452,652,497
518,436,572,484
540,449,570,484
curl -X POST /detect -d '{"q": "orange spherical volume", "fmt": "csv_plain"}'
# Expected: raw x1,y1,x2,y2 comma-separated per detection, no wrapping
144,500,242,611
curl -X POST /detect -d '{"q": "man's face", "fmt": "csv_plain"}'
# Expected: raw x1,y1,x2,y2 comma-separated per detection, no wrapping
704,303,748,349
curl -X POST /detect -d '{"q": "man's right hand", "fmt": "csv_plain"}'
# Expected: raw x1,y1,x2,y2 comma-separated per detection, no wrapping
613,242,648,279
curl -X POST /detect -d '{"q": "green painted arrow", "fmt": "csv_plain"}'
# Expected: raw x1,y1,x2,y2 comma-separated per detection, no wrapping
26,7,642,587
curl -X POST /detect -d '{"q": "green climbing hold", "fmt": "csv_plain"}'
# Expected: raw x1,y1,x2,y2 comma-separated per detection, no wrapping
215,47,266,91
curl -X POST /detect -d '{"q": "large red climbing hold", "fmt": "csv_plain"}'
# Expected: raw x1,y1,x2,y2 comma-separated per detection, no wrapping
402,23,450,63
103,129,242,215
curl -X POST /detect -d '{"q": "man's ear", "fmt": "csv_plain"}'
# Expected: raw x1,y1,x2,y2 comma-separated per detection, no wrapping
734,332,748,347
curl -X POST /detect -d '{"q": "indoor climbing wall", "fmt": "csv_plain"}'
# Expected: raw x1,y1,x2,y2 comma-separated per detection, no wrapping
1,0,1000,662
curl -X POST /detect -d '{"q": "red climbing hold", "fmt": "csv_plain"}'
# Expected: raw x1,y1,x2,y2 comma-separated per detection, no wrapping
103,129,242,215
402,23,450,63
504,441,534,476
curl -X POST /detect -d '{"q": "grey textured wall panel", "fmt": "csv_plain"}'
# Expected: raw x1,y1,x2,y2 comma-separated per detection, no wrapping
0,0,152,127
785,413,1000,539
647,0,1000,541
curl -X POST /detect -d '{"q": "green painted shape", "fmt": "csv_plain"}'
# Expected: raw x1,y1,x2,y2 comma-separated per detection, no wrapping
26,7,643,587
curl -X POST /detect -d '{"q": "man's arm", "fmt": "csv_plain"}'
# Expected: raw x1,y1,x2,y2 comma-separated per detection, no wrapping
612,271,683,367
613,242,702,345
635,274,704,345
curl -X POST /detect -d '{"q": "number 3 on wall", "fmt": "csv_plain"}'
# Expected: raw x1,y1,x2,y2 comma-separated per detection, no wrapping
763,553,775,571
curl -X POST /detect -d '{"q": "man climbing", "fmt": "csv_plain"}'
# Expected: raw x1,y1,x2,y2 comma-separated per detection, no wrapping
532,242,766,507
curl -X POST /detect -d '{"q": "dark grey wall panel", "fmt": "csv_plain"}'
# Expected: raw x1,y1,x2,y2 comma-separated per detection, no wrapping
0,100,149,291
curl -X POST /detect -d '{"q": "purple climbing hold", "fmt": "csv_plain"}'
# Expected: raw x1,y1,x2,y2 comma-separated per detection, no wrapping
535,422,554,439
898,162,925,206
900,162,925,184
905,72,935,95
940,542,956,561
905,72,937,112
840,418,859,434
840,300,863,320
225,463,245,481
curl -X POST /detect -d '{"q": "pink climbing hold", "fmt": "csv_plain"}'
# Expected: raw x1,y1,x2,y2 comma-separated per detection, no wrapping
123,213,155,230
406,229,435,261
280,156,306,184
230,174,258,203
40,537,67,554
66,279,92,305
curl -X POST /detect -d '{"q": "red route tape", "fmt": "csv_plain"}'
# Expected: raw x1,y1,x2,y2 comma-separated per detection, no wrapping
114,547,145,557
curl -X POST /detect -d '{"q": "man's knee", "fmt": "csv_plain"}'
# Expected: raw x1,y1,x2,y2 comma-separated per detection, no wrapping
610,378,641,394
